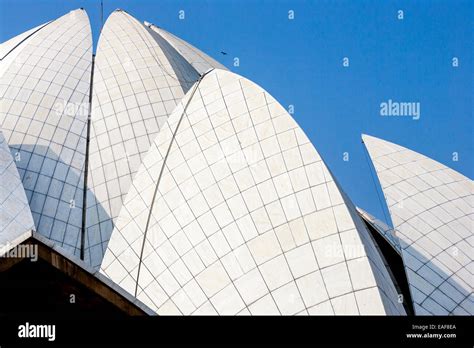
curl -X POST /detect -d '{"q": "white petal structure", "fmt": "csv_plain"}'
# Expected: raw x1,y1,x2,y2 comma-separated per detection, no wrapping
101,69,405,315
0,23,47,59
0,130,35,252
357,207,401,255
85,10,224,267
0,21,52,77
145,23,227,74
0,9,92,257
363,134,473,315
6,8,468,316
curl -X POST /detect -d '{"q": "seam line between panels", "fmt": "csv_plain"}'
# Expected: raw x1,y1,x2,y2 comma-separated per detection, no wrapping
0,20,54,60
81,53,95,261
134,69,213,297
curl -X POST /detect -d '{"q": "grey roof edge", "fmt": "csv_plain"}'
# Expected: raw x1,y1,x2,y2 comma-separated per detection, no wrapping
0,230,34,257
0,231,156,315
30,232,156,315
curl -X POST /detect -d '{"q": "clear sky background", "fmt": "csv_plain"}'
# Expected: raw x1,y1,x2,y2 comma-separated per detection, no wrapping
1,0,472,225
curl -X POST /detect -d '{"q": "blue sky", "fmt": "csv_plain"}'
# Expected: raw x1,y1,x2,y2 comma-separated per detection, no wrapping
1,0,472,225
